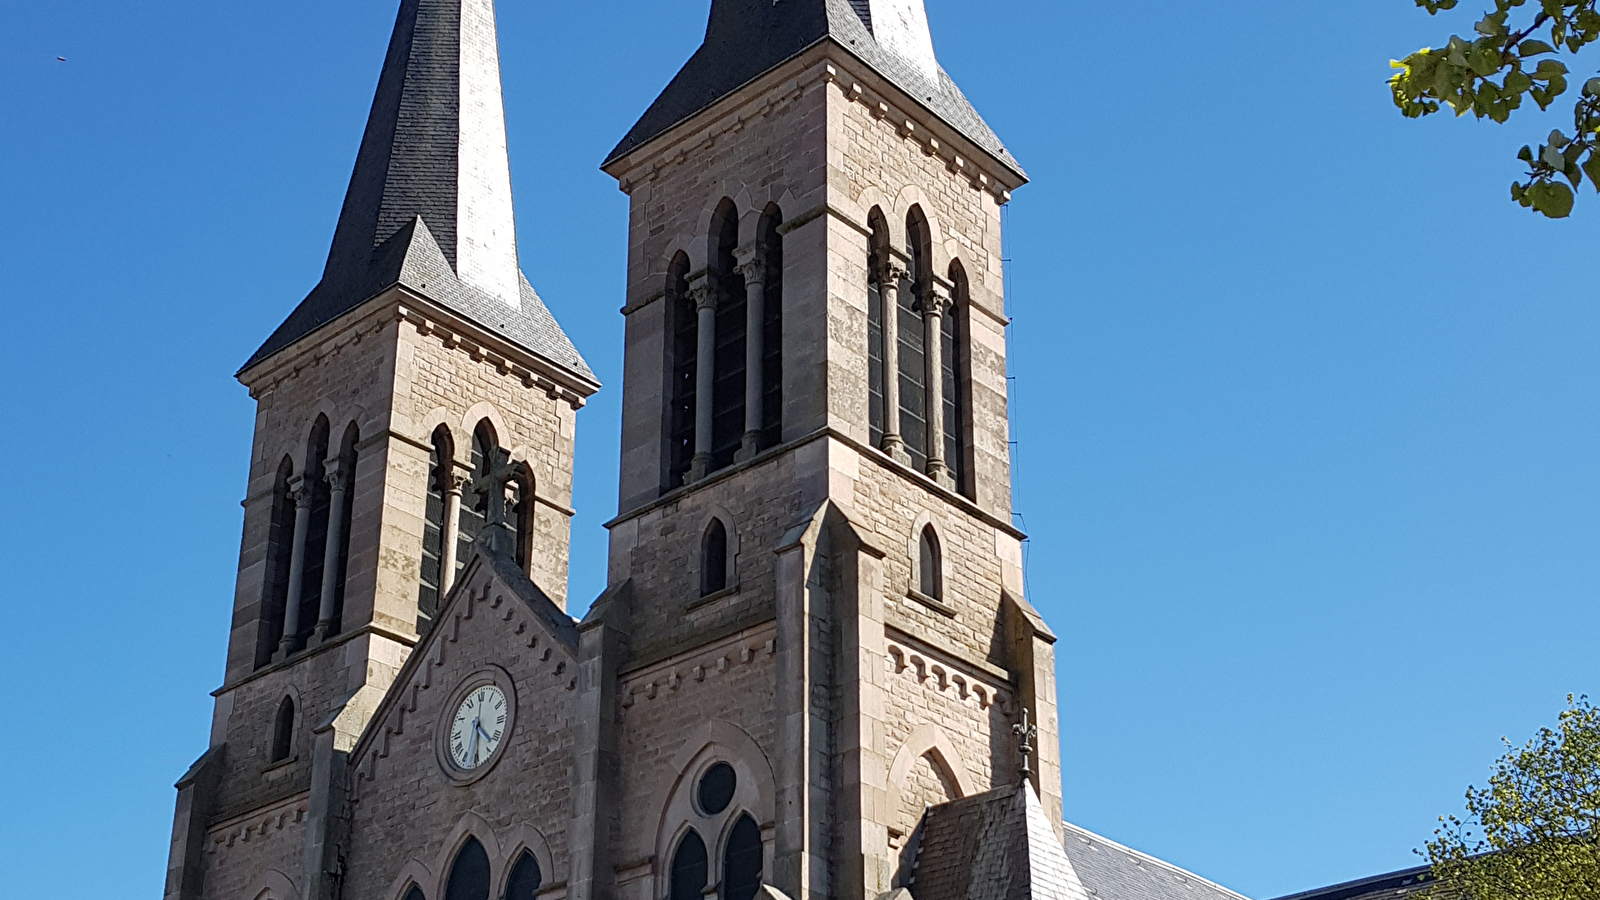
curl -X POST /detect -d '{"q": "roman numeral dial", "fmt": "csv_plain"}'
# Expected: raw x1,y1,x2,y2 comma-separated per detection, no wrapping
447,684,510,771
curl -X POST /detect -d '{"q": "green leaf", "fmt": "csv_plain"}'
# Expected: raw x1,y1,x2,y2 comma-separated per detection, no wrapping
1583,153,1600,192
1530,181,1575,217
1519,145,1536,163
1519,39,1557,56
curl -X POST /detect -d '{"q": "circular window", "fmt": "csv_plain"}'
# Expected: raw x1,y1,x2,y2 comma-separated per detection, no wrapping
697,762,737,815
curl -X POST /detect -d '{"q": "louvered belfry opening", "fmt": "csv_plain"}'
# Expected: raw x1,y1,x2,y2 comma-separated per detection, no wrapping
709,200,748,472
665,253,697,491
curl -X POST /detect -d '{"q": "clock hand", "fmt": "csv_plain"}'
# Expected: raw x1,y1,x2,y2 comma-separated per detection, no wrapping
475,722,495,759
466,720,480,765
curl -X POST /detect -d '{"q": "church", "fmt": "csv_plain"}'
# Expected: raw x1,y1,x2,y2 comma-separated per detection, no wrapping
162,4,1255,900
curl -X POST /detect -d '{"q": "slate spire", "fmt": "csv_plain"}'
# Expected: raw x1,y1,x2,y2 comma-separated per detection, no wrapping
605,0,1021,176
325,0,521,308
244,0,595,385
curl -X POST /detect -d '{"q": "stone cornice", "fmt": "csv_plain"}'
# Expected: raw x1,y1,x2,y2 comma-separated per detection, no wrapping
605,426,1025,541
603,44,1024,205
238,288,598,409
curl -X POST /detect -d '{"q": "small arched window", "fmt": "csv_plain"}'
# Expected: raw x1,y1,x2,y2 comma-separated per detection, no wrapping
918,526,942,601
670,831,708,900
701,519,729,597
722,814,763,900
666,252,697,493
257,457,296,669
270,696,295,763
418,426,453,634
505,851,541,900
403,886,426,900
445,837,491,900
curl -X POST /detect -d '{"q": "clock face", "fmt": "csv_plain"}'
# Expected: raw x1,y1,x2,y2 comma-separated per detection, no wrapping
448,684,509,771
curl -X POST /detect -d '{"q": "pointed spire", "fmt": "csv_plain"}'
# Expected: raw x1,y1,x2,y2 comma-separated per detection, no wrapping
244,0,596,388
605,0,1021,177
325,0,521,308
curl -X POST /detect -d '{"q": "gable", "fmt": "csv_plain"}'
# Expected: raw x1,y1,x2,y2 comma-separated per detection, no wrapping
341,547,582,899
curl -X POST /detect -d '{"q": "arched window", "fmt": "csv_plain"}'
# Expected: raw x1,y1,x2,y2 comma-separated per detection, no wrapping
701,519,729,597
256,457,296,669
943,263,970,497
325,423,360,637
866,209,891,448
710,200,747,471
722,814,763,900
918,526,942,601
270,696,295,763
505,851,541,900
417,426,453,634
670,831,708,900
458,421,497,562
403,886,426,900
511,463,535,576
757,204,784,450
900,208,933,472
291,416,332,654
445,837,491,900
665,252,697,492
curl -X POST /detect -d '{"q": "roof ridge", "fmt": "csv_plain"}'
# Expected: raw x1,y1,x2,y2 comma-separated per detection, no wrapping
1059,820,1253,900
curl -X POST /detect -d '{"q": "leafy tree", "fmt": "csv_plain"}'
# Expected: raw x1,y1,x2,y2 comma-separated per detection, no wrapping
1389,1,1600,218
1424,696,1600,900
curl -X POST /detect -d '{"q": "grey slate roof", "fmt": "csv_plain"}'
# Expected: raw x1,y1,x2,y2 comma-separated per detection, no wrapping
603,0,1023,178
910,785,1092,900
1059,821,1252,900
242,0,595,385
1269,866,1436,900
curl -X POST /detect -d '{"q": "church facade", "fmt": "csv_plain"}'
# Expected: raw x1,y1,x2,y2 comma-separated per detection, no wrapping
163,5,1249,900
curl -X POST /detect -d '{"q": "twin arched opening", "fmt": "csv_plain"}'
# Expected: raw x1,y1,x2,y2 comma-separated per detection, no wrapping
417,418,537,636
866,204,972,498
663,200,785,492
255,416,361,669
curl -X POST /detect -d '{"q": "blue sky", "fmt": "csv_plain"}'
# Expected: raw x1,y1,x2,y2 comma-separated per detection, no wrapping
0,1,1595,897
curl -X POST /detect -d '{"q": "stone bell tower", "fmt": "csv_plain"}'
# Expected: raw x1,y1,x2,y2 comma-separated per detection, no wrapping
591,3,1061,900
164,1,597,898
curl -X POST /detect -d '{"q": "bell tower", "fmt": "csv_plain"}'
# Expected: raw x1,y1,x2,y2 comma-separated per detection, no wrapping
594,3,1061,900
164,2,597,898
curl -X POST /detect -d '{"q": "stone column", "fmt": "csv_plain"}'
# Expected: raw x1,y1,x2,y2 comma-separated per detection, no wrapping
878,260,909,462
689,276,717,482
276,477,313,661
735,248,768,462
314,461,351,643
922,282,951,483
439,471,469,597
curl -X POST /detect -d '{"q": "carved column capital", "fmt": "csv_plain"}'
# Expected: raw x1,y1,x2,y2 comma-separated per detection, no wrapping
688,279,717,313
734,245,768,287
286,476,311,506
876,259,909,286
323,459,352,493
923,281,953,317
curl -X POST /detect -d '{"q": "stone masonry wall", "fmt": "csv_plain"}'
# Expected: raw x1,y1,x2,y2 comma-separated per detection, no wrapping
199,794,309,900
343,568,579,900
613,626,779,900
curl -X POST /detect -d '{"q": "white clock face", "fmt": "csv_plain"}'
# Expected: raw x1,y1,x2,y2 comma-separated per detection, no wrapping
448,684,509,771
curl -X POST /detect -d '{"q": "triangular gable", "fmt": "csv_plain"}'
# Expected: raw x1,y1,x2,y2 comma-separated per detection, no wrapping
347,542,580,797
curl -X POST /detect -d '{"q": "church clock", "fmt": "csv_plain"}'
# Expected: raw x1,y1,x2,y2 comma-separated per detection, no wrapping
438,670,516,783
